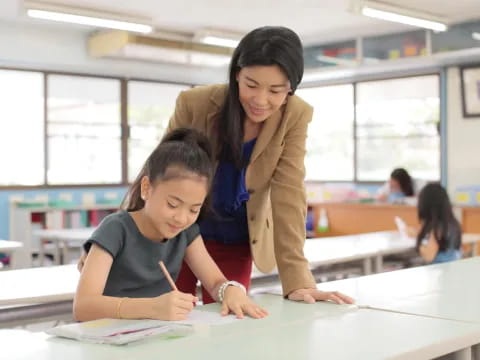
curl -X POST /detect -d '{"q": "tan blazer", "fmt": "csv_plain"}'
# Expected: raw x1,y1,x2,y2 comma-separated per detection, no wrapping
167,84,316,295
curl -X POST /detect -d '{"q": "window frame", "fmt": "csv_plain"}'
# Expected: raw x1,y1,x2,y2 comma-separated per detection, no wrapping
0,67,193,189
300,72,442,184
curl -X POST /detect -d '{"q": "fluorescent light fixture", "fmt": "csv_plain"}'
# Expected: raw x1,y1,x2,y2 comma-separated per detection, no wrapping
195,29,242,48
25,3,152,33
473,32,480,41
355,0,448,32
202,36,239,48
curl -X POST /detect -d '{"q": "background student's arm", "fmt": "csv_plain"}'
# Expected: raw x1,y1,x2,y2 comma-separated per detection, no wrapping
74,244,196,321
184,236,268,319
419,233,439,263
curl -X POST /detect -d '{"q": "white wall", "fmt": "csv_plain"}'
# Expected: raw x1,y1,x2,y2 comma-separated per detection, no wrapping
0,20,226,84
447,66,480,194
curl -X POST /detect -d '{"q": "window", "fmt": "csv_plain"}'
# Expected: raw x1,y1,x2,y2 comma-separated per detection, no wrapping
0,70,44,186
127,81,189,182
47,75,121,185
356,75,440,181
297,84,354,181
363,31,427,62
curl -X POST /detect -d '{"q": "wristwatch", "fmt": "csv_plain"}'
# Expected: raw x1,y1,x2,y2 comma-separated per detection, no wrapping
218,280,247,302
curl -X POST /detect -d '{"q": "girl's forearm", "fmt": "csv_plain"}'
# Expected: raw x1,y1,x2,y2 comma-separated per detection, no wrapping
73,295,154,321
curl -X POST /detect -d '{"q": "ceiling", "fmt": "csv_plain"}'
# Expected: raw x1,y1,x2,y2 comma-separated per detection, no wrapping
2,0,480,45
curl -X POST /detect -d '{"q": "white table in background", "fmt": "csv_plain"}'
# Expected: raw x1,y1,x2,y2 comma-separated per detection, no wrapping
0,264,79,327
306,231,480,274
0,240,23,269
34,227,96,265
0,264,79,306
2,294,480,360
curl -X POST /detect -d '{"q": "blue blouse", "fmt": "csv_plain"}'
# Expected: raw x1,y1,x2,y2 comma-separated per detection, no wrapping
199,138,256,244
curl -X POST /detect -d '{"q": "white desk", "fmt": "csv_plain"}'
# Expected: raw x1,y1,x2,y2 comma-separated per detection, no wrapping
318,256,480,324
2,294,480,360
253,231,412,280
0,264,79,327
0,240,23,269
306,231,480,274
34,228,96,265
0,264,79,306
318,257,480,358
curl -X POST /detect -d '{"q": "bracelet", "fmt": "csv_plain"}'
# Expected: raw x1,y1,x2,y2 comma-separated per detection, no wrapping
217,281,246,302
116,297,128,319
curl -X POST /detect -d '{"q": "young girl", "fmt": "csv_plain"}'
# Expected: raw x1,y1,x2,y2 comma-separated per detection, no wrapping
416,183,462,264
73,128,268,322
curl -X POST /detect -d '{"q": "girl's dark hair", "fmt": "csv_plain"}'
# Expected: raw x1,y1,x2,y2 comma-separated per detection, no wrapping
416,183,462,251
391,168,414,196
122,128,214,216
217,26,304,168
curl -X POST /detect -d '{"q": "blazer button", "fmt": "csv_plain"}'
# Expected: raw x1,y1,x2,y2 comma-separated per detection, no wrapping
251,239,257,244
250,215,255,221
247,188,255,194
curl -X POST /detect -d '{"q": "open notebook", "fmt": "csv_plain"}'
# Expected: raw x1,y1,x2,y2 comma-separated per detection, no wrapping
47,309,239,345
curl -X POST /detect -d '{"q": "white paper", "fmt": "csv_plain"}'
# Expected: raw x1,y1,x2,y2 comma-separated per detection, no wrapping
176,309,239,325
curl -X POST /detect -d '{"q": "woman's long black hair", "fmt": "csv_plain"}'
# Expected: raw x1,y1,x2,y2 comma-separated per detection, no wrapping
217,26,304,168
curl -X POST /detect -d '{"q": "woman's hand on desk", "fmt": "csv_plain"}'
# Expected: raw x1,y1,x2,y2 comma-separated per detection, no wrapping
221,286,268,319
288,289,355,305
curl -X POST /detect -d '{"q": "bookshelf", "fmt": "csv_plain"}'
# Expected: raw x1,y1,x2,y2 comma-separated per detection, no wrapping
9,201,119,268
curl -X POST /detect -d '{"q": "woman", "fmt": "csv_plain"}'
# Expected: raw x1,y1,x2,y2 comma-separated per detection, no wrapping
168,26,352,305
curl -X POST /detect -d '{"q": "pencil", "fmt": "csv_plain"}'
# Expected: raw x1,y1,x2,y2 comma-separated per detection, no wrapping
159,261,178,291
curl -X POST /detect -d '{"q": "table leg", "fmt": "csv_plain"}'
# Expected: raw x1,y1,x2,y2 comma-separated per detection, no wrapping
452,347,472,360
55,240,61,265
39,238,45,266
472,242,478,257
9,251,18,269
471,343,479,360
61,240,68,265
363,258,372,275
374,255,383,273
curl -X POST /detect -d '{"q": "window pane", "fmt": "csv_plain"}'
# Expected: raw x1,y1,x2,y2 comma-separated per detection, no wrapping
356,75,440,181
357,138,440,181
47,75,121,185
0,70,44,186
128,81,190,182
297,84,354,181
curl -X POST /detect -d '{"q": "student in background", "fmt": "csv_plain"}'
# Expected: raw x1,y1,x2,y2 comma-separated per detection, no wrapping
167,26,354,306
74,128,268,322
415,183,462,264
376,168,416,203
